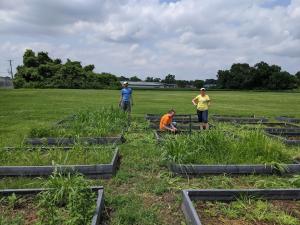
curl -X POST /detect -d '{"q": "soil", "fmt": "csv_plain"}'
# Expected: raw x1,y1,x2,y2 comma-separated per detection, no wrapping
143,192,183,225
0,196,38,225
195,200,300,225
287,136,300,141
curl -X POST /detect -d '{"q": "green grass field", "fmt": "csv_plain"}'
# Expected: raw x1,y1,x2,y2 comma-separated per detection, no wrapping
1,89,300,224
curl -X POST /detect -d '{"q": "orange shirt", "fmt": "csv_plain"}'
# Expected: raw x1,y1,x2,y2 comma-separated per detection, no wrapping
159,114,172,130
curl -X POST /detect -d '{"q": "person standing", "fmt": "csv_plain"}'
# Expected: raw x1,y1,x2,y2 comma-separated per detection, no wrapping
159,109,177,132
119,81,133,113
192,88,211,130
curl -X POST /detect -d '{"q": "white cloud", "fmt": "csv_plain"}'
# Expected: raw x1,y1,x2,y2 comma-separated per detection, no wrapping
0,0,299,79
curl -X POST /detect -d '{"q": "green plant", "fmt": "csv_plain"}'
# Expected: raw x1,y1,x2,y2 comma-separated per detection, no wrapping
37,172,96,225
161,125,292,165
0,145,114,166
29,107,128,138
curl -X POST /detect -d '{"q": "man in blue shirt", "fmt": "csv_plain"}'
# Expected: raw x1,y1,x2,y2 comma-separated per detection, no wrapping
119,81,133,113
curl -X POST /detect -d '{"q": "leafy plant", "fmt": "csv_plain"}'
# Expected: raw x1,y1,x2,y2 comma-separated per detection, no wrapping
29,107,128,137
161,125,292,165
37,172,96,225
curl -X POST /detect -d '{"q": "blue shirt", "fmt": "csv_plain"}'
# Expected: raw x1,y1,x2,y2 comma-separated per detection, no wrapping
121,88,132,101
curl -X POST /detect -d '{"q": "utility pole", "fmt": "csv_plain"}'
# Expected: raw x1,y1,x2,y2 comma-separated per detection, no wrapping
8,59,13,79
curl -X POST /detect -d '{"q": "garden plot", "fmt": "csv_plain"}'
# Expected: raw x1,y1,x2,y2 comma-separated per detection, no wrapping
26,107,128,146
0,175,104,225
211,114,268,123
145,114,199,123
266,132,300,146
182,189,300,225
154,130,192,143
276,116,300,123
161,128,300,176
0,146,120,178
146,114,213,131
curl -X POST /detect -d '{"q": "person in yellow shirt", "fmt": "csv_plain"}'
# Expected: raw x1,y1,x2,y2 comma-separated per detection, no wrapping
159,109,177,132
192,88,211,130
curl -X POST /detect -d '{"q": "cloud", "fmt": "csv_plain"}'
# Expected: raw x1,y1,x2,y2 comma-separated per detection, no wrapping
0,0,299,79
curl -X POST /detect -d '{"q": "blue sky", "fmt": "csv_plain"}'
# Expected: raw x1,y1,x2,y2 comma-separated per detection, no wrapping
0,0,299,80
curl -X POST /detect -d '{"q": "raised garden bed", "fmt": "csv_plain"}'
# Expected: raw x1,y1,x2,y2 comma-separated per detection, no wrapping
0,186,104,225
154,130,193,143
276,116,300,123
26,135,126,146
182,189,300,225
170,162,300,176
161,129,299,175
30,108,128,139
145,114,199,123
150,123,213,131
0,147,120,178
266,133,300,146
238,122,300,128
211,114,268,123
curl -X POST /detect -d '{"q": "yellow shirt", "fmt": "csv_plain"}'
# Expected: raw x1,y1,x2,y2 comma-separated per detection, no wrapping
194,94,210,111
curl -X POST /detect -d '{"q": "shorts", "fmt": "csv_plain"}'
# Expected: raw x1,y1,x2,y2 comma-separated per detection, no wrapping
121,101,131,112
197,110,208,123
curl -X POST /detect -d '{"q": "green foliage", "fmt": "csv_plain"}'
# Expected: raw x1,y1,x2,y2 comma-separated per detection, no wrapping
0,145,114,166
217,61,298,90
37,173,96,225
108,194,159,225
13,49,121,89
161,126,292,164
29,107,128,137
0,213,25,225
212,197,299,225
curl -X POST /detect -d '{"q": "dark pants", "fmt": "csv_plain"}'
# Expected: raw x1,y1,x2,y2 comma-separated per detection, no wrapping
197,110,208,123
121,101,131,112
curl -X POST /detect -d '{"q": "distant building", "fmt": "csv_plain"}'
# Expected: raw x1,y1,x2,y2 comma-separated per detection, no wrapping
0,76,13,88
203,83,217,89
120,81,177,89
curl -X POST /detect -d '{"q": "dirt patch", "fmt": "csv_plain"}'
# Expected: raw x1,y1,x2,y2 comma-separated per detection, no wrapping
287,136,300,141
0,196,38,225
195,200,300,225
142,191,184,225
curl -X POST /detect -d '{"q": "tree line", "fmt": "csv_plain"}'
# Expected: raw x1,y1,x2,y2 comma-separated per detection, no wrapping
14,49,299,90
217,62,299,90
13,50,120,89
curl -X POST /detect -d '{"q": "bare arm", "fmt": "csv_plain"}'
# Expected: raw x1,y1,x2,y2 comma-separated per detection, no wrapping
192,97,197,106
163,124,175,132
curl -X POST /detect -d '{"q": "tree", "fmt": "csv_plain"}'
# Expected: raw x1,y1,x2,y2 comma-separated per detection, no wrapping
194,80,205,89
84,64,95,72
145,77,161,82
267,71,297,90
23,49,38,67
129,76,141,81
145,77,154,82
13,49,120,89
295,71,300,86
118,76,129,81
162,74,176,84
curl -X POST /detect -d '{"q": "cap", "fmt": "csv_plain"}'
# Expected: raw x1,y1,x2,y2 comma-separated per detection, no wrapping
200,87,206,91
123,81,128,85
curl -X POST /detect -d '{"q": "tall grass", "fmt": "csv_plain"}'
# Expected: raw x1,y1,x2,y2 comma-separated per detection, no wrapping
161,126,292,164
29,107,128,137
0,145,114,166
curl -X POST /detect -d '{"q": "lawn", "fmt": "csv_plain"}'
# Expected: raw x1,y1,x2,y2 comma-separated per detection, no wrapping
0,88,300,225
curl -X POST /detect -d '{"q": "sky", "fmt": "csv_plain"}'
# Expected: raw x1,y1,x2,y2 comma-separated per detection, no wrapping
0,0,300,80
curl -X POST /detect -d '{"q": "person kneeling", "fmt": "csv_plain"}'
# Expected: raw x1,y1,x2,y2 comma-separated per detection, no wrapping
159,109,177,133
